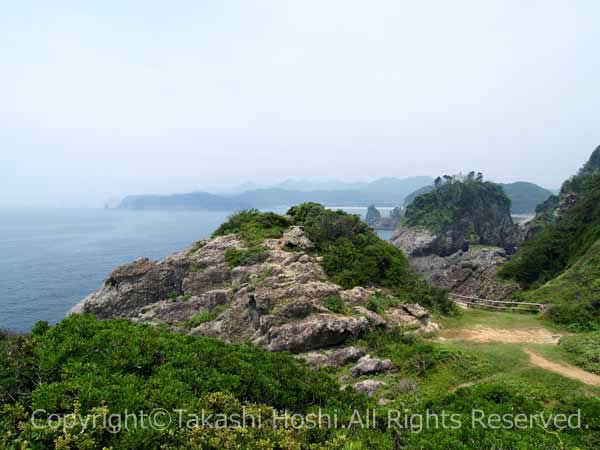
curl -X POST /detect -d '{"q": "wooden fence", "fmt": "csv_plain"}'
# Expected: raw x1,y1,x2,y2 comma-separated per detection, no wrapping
448,293,545,313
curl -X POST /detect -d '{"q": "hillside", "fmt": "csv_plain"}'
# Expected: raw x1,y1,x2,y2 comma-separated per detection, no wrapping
500,174,600,328
500,147,600,329
404,181,553,214
500,181,554,214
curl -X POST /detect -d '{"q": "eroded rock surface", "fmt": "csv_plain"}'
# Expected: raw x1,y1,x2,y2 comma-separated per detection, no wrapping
72,227,439,353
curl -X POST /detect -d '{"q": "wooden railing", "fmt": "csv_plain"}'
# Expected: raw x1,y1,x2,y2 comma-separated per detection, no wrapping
449,293,545,313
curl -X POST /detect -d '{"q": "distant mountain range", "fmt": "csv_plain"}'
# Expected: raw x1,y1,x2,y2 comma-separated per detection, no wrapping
117,176,434,211
117,176,553,214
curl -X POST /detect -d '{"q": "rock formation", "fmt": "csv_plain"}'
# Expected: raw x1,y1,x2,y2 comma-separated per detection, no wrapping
392,176,521,300
71,227,439,353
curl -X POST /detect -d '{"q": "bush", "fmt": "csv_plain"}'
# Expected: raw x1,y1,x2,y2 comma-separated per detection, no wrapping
212,209,291,245
0,315,374,449
559,332,600,374
323,295,347,314
224,246,268,268
287,203,454,314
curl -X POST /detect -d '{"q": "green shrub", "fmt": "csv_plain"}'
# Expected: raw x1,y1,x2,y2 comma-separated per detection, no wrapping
323,295,347,314
366,293,400,314
559,332,600,374
224,246,269,268
185,311,218,328
287,203,453,314
212,209,291,245
0,315,373,449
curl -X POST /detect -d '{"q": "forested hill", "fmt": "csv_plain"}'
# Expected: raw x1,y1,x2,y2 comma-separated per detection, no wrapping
404,181,553,214
402,174,519,252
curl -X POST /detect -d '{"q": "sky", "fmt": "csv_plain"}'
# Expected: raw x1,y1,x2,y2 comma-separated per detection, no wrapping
1,0,599,207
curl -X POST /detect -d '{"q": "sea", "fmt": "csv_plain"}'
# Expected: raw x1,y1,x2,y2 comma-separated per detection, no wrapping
0,207,393,332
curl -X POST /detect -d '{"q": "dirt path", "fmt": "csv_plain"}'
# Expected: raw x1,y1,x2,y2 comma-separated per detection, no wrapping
438,326,562,344
524,348,600,387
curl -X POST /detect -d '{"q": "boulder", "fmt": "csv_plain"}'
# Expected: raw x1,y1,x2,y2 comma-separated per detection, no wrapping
257,314,369,353
351,355,393,377
402,303,429,319
353,306,387,329
329,346,366,367
281,226,314,250
352,380,387,397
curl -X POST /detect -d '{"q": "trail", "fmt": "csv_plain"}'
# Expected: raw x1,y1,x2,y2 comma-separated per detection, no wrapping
438,326,562,344
524,348,600,387
438,322,600,387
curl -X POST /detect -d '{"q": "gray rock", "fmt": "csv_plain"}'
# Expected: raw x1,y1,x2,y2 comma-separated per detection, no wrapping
396,379,419,395
257,314,369,353
281,226,314,250
402,303,429,319
353,306,387,329
353,380,387,397
351,355,394,377
329,346,365,367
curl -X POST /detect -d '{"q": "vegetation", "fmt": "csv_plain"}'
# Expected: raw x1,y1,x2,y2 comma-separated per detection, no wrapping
287,203,453,313
559,332,600,374
0,315,377,449
500,175,600,329
403,173,511,235
224,245,269,268
323,295,347,314
3,312,599,448
212,209,291,246
185,310,219,328
500,181,554,215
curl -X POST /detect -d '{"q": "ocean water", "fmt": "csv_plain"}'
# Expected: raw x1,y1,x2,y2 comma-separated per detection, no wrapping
1,207,391,331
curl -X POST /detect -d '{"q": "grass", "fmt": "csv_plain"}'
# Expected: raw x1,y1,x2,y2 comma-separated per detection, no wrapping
224,246,269,268
438,308,564,332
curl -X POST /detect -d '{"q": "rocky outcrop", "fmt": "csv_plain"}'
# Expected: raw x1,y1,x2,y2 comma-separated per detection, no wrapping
406,246,519,301
72,227,439,353
298,346,365,368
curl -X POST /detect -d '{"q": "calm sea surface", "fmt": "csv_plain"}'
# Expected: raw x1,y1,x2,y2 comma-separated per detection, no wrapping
0,207,391,331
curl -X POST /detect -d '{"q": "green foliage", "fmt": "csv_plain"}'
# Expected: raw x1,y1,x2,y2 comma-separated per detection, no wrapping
366,293,400,314
323,295,347,314
559,332,600,374
287,203,453,314
403,175,511,235
0,315,375,449
212,209,292,245
224,245,268,268
500,176,600,328
185,311,218,328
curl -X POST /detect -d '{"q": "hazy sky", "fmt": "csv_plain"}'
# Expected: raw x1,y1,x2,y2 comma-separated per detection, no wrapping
2,1,599,207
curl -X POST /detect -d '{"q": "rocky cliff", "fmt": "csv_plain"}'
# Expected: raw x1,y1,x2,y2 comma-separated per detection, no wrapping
397,175,520,257
392,175,521,300
72,209,440,354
